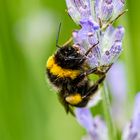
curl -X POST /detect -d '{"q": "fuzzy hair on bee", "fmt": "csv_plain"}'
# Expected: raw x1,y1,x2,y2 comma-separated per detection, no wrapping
45,24,112,116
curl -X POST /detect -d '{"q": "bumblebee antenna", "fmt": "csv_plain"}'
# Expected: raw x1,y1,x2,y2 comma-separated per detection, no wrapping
56,22,62,48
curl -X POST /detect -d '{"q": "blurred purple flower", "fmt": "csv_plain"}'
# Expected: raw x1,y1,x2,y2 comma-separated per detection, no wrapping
75,108,109,140
107,61,128,129
107,61,140,139
75,93,140,140
122,93,140,140
107,61,127,99
66,0,125,68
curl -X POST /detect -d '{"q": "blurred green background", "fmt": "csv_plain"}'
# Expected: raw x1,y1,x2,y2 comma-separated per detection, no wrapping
0,0,140,140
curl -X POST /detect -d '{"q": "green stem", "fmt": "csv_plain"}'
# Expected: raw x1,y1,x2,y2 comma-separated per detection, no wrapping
102,82,117,140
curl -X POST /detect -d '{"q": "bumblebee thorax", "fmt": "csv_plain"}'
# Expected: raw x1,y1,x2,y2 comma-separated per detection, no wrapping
55,45,85,69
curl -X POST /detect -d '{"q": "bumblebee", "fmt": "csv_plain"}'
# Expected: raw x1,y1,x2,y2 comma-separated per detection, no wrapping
46,37,112,115
46,24,112,115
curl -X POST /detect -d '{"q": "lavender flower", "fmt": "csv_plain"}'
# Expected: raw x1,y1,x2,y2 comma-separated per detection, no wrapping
66,0,125,26
66,0,125,68
95,0,125,24
107,62,140,139
75,93,140,140
122,93,140,140
75,108,109,140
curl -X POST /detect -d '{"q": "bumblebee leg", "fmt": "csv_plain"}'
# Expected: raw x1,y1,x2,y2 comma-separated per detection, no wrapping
85,41,99,56
72,67,98,84
73,64,112,85
83,75,106,98
95,63,113,75
104,63,113,72
72,67,105,84
73,65,108,83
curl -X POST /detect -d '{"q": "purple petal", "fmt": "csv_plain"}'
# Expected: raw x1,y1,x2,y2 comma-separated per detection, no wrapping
110,41,122,55
107,62,127,99
94,0,100,18
72,21,101,68
113,26,125,42
95,0,113,22
87,54,99,68
75,108,108,140
100,26,124,52
90,116,108,140
66,0,92,24
107,41,122,63
107,62,128,129
133,93,140,129
100,0,114,21
99,26,115,55
72,21,99,53
80,20,99,31
112,0,125,18
122,93,140,140
100,41,122,65
75,108,94,132
85,116,108,140
99,25,124,65
66,0,81,24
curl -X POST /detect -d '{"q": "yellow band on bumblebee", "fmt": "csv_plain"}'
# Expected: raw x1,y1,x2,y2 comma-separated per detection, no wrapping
65,93,82,105
46,55,80,79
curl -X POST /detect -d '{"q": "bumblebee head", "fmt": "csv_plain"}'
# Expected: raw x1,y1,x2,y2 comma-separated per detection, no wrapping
55,45,85,69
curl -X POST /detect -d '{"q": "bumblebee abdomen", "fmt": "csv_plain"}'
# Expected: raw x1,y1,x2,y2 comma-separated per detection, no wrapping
47,68,70,87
